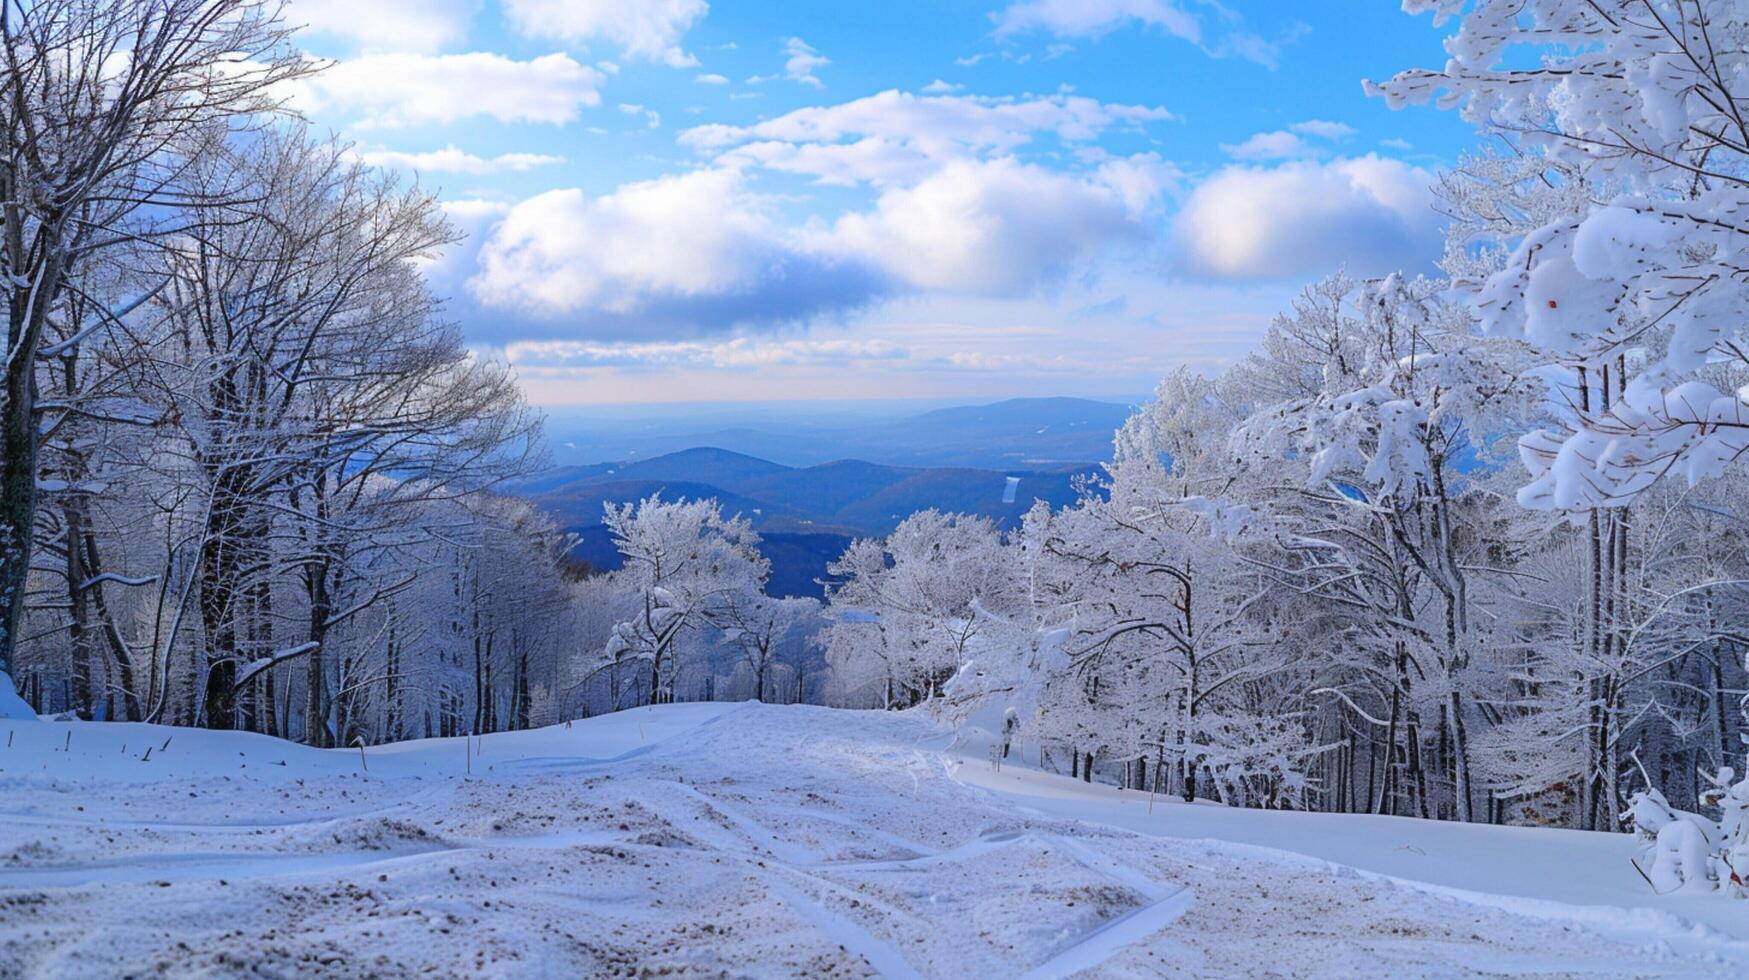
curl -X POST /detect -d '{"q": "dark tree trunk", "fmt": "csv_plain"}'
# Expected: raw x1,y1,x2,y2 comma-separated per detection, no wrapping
513,648,531,731
0,337,38,683
0,244,65,682
304,555,333,748
384,626,401,742
63,501,96,718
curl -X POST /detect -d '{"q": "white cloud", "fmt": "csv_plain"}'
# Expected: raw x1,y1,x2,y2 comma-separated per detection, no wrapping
994,0,1201,41
692,91,1171,198
1173,155,1441,280
922,79,963,94
1380,137,1414,151
305,52,602,127
467,170,886,334
991,0,1298,68
618,103,662,128
502,0,707,68
461,153,1166,332
831,157,1148,294
1290,119,1357,140
1220,130,1313,160
696,73,730,85
680,89,1172,180
505,337,909,369
443,85,1180,337
1091,151,1180,212
780,37,829,88
358,146,565,174
717,138,940,188
418,199,512,301
750,37,830,88
1222,120,1357,160
285,0,478,52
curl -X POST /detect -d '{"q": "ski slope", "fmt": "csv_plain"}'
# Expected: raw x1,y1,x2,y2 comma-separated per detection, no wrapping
0,702,1742,977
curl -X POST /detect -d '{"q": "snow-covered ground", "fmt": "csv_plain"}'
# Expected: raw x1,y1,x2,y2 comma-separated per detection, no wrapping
1,703,1743,977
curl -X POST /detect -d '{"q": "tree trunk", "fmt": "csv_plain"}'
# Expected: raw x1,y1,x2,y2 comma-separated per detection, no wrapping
0,347,37,682
1377,648,1404,815
63,501,96,718
82,528,140,721
514,648,531,731
385,626,401,742
1448,689,1472,822
0,246,64,681
304,555,333,748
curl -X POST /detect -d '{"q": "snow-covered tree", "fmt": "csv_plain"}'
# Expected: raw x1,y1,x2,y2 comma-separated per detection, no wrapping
715,594,823,702
602,494,769,705
823,510,1012,708
1372,0,1749,510
1,0,305,681
1369,0,1749,879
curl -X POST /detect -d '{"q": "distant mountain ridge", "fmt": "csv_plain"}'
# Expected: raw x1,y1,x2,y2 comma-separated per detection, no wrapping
513,444,1106,598
539,396,1137,470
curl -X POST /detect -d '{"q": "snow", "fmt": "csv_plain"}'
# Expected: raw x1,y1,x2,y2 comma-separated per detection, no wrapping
1,703,1743,976
0,673,35,721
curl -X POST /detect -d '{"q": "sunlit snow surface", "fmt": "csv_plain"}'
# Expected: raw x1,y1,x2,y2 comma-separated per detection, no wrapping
0,703,1743,977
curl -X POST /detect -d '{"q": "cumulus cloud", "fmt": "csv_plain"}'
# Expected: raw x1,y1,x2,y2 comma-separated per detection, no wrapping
695,90,1172,294
831,157,1150,294
451,86,1180,335
457,157,1166,335
1090,151,1180,212
1172,155,1441,281
502,0,707,68
992,0,1299,68
696,73,730,85
417,199,512,303
304,52,602,127
286,0,478,52
467,170,887,336
358,146,565,174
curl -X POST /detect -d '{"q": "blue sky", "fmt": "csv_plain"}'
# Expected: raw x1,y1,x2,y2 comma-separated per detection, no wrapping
284,0,1473,405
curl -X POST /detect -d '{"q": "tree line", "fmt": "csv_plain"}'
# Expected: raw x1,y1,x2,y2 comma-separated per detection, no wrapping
1,1,572,745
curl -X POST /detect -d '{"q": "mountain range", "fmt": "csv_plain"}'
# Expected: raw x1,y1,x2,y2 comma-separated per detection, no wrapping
538,396,1138,470
514,398,1134,596
519,458,1117,600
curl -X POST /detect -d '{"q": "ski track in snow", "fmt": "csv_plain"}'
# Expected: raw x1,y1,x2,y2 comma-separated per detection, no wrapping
0,702,1739,978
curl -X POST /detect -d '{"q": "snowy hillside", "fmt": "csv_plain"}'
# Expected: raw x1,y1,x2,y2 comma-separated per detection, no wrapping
2,704,1743,977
